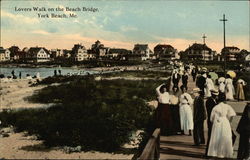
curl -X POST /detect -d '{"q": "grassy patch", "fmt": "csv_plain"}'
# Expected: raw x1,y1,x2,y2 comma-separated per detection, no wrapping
1,77,170,152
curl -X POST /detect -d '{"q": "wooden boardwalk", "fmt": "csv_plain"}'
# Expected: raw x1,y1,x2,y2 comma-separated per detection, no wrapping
160,76,248,159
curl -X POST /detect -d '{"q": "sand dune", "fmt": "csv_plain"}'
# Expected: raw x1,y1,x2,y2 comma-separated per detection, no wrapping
0,79,133,159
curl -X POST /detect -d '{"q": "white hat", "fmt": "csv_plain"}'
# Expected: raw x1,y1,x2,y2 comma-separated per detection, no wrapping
210,89,219,95
192,88,201,93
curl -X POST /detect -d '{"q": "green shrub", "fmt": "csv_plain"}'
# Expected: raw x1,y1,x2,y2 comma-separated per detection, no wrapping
1,78,168,152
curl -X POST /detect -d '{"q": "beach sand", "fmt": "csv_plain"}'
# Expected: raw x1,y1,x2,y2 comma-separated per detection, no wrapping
0,79,133,159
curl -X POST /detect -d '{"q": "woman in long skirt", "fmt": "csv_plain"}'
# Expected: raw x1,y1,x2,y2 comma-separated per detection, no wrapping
225,74,235,101
208,95,236,158
156,83,173,135
236,79,246,101
179,92,194,135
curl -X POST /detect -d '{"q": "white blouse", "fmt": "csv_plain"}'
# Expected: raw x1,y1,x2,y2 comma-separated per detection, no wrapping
156,84,170,104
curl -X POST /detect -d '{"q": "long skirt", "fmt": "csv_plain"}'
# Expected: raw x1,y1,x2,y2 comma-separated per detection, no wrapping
156,103,173,135
237,133,250,160
236,84,245,101
179,104,193,133
170,104,181,134
208,117,234,158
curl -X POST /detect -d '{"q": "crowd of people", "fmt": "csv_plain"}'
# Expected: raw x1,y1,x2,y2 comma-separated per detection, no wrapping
155,62,249,159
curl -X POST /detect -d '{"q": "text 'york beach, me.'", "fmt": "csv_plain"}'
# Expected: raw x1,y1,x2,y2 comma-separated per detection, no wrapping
14,6,99,18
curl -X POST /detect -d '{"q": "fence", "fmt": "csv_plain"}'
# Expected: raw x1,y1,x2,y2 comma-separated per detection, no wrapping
138,128,160,160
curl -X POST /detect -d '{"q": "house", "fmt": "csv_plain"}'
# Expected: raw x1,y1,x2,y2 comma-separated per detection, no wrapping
108,48,131,60
8,45,20,61
71,44,88,61
91,40,109,58
0,47,11,61
221,46,240,61
50,49,64,59
27,47,51,63
184,43,214,61
154,44,177,61
132,44,153,61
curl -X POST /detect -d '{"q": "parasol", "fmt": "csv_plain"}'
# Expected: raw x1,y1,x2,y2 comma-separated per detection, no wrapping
227,70,236,78
208,72,218,81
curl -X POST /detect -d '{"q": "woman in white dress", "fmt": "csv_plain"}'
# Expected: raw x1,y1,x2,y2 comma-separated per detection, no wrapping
205,75,215,97
218,77,226,93
236,79,246,101
179,92,194,135
225,74,235,100
208,95,236,158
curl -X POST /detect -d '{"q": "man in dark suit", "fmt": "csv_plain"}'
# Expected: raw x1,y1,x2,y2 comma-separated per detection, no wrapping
172,71,180,93
196,72,206,96
181,71,188,93
236,103,250,160
205,89,218,156
193,88,206,146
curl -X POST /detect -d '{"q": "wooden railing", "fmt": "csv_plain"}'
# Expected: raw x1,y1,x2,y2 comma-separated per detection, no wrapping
138,128,160,160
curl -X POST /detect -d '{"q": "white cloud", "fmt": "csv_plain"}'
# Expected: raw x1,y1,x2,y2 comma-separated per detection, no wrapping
120,25,138,32
31,30,50,35
1,10,39,24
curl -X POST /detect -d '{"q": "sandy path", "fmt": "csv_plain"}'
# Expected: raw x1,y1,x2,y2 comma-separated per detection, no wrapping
0,130,133,159
0,79,46,110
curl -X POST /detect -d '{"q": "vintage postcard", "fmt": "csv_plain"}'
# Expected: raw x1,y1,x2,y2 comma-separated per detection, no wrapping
0,0,249,159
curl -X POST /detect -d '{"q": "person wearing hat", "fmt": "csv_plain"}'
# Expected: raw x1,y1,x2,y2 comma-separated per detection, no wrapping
172,70,181,93
205,89,219,156
195,72,206,96
207,94,236,158
181,71,189,93
236,79,246,101
225,74,235,101
205,75,215,98
179,91,194,135
193,88,207,146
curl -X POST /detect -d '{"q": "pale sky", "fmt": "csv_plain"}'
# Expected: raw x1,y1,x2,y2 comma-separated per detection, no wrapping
1,0,249,52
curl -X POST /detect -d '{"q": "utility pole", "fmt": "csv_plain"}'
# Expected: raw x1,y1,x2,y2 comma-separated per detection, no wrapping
220,14,228,75
202,34,207,44
202,34,207,62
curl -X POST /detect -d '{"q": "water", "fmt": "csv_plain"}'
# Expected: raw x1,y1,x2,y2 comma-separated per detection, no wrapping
0,66,99,78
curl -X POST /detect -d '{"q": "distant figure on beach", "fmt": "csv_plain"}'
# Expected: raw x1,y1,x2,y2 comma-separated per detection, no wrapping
11,70,15,77
181,71,188,93
207,94,236,158
205,89,218,156
179,91,193,135
36,72,40,79
58,69,62,75
54,70,57,76
155,83,173,135
236,79,246,101
236,103,250,160
26,74,32,80
19,72,22,79
193,88,206,146
225,74,235,101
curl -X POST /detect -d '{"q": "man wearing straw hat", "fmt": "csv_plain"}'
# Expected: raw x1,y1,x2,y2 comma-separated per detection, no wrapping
193,88,206,146
205,89,219,156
